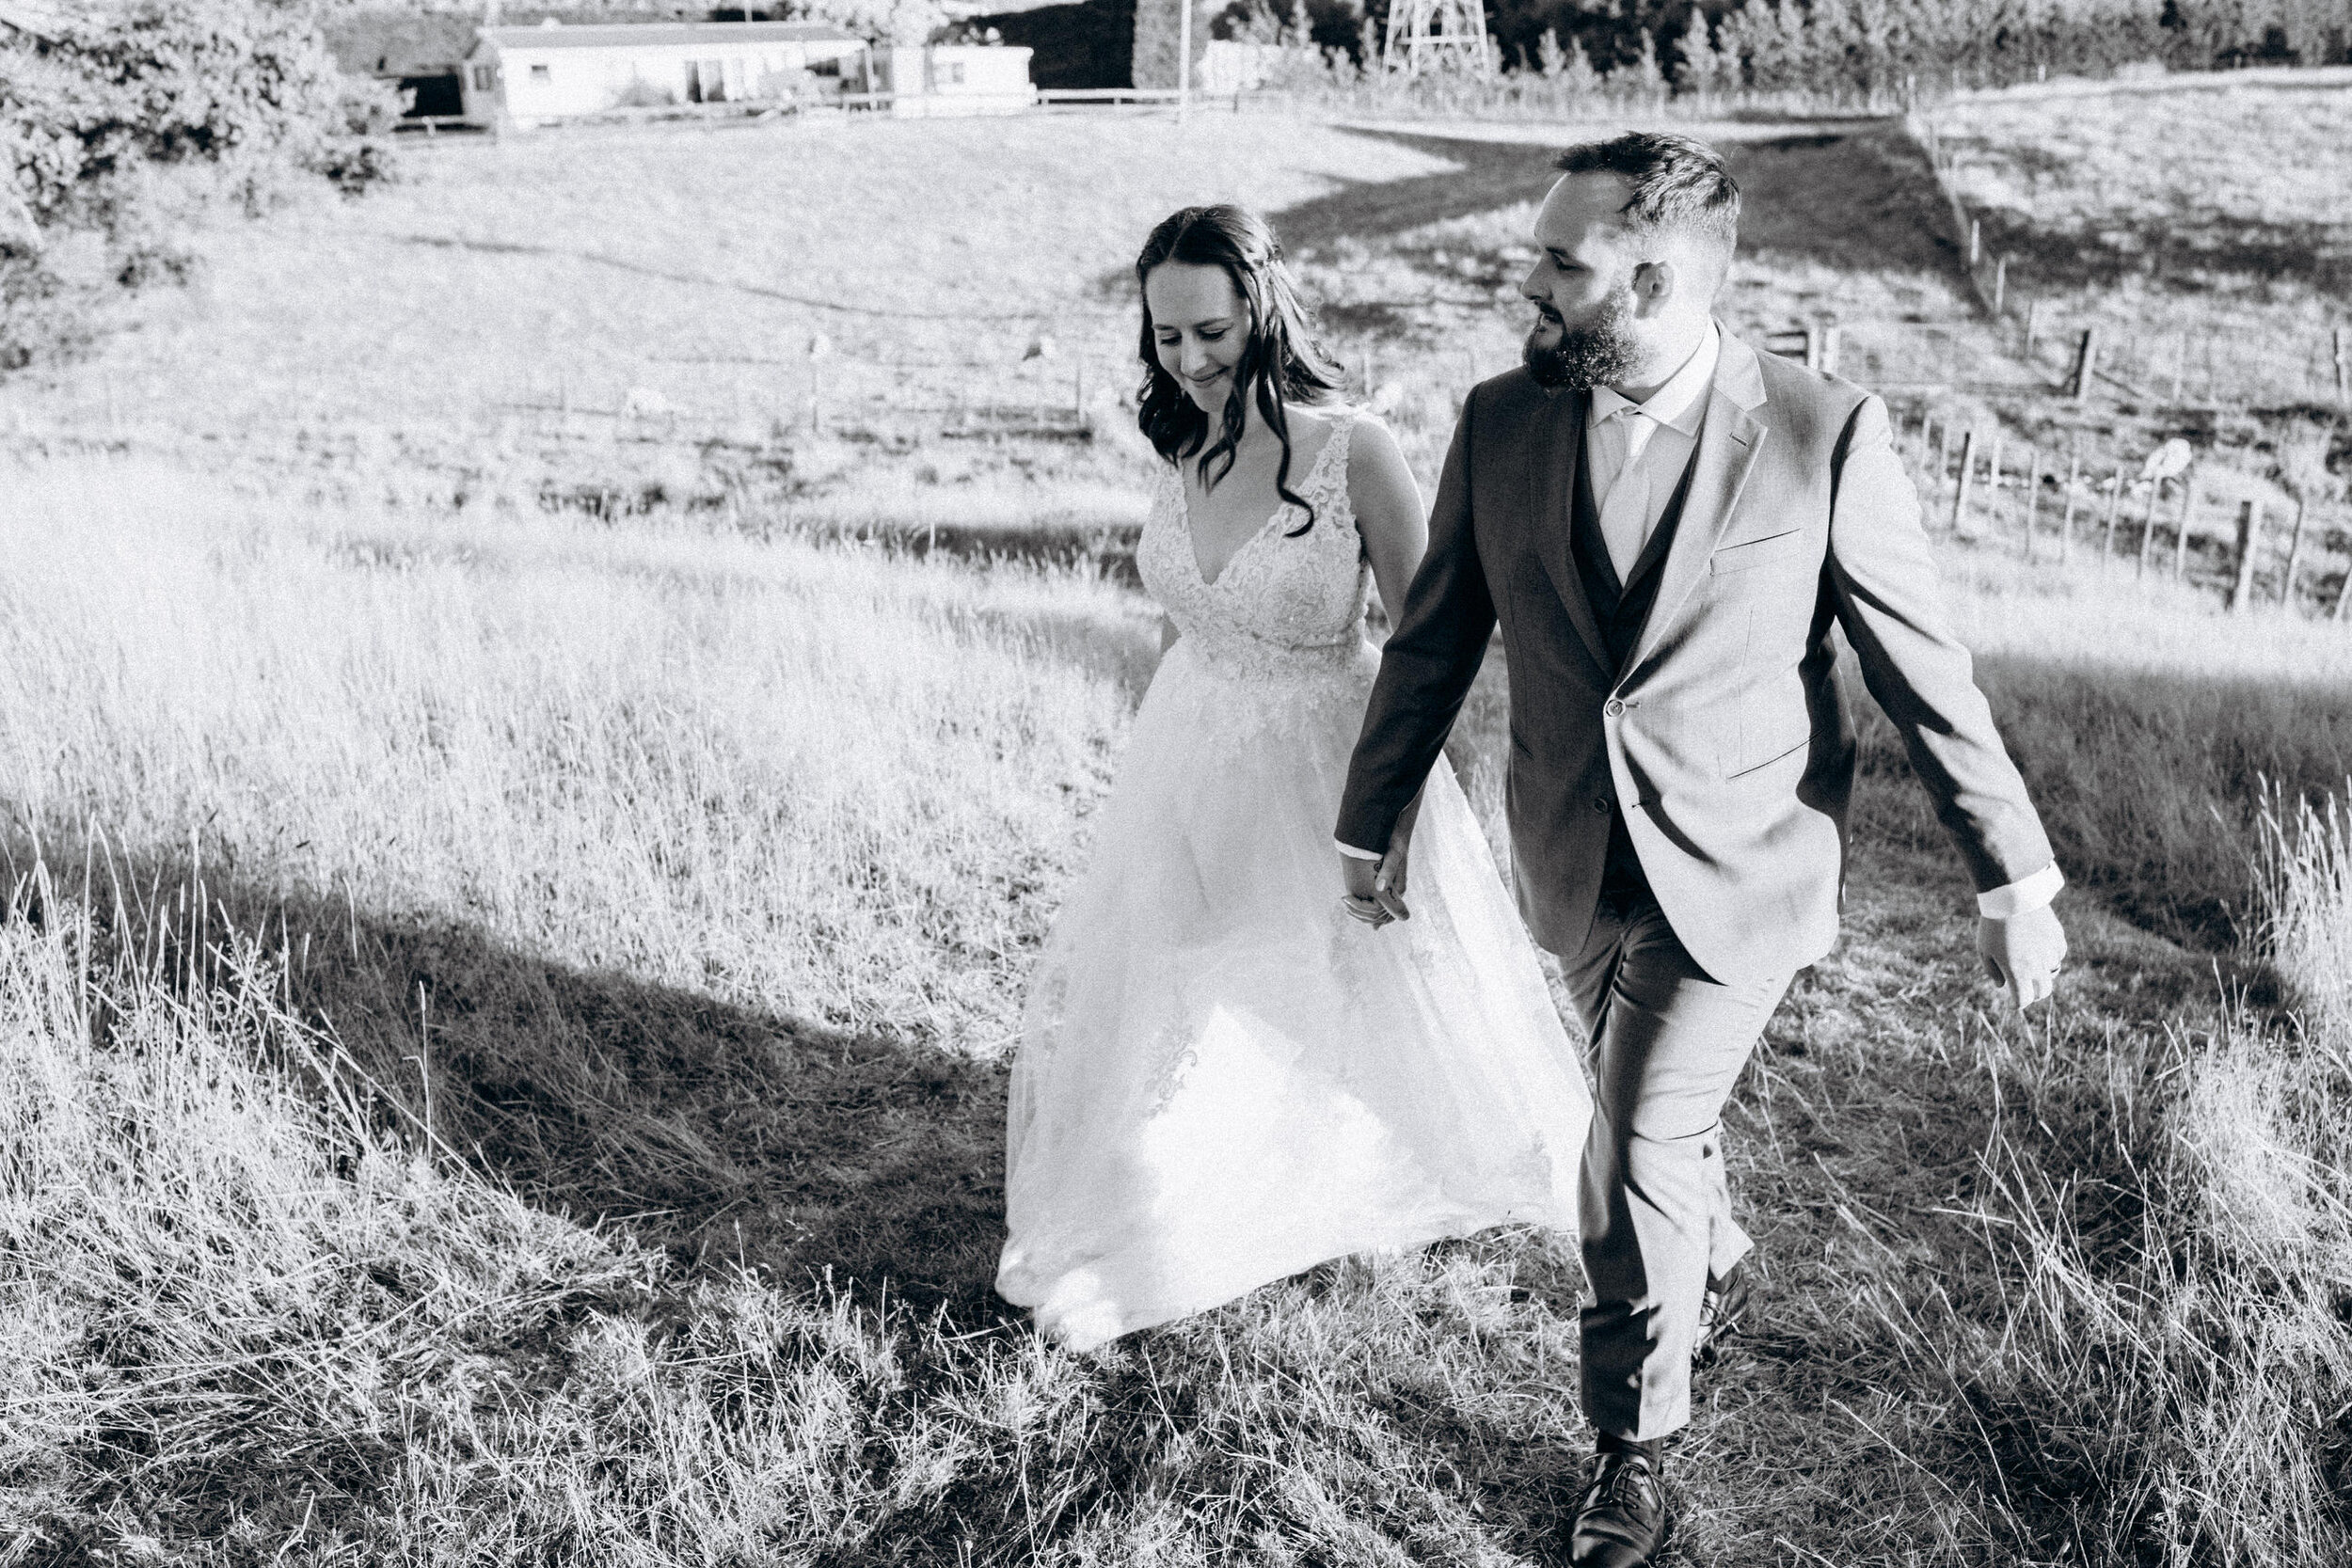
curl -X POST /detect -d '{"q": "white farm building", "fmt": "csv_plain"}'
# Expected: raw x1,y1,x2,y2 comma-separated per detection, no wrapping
460,20,1036,126
460,20,866,124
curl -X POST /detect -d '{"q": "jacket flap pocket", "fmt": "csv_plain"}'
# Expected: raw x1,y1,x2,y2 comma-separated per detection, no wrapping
1709,528,1808,575
1726,734,1809,780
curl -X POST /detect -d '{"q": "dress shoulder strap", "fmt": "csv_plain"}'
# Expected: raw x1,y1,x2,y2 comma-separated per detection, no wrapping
1307,404,1358,487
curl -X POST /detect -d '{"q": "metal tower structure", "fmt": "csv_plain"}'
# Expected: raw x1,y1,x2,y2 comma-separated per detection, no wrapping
1381,0,1493,77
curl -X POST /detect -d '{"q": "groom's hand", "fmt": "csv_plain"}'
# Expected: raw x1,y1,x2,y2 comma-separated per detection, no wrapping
1979,904,2067,1011
1341,846,1411,927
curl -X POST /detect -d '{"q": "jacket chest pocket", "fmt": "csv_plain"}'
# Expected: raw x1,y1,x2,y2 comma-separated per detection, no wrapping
1709,527,1811,575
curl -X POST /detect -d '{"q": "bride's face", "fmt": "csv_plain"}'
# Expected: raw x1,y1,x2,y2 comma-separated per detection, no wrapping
1145,261,1248,415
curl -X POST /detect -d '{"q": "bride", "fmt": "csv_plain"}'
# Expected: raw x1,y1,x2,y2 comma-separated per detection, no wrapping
996,204,1593,1350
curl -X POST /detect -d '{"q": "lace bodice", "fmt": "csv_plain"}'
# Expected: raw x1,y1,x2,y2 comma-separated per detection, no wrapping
1135,410,1374,683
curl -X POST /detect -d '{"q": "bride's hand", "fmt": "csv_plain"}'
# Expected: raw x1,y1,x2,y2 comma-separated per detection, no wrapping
1382,788,1424,905
1378,823,1412,911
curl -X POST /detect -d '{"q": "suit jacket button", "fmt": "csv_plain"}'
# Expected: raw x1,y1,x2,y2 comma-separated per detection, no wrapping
1604,698,1626,717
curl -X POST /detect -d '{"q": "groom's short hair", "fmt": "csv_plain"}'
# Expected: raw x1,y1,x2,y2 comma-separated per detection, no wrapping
1555,133,1740,257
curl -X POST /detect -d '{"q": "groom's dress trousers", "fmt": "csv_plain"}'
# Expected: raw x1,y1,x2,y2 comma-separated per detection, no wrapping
1338,327,2058,1441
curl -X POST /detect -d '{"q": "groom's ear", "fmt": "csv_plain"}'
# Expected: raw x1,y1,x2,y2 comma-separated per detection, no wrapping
1630,259,1677,313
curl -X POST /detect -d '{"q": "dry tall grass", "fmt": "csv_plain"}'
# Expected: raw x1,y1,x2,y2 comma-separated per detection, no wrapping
8,103,2352,1565
6,450,2351,1562
0,459,1141,1047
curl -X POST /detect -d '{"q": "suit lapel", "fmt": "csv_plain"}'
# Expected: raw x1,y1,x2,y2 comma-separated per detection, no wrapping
1526,388,1613,677
1627,331,1770,674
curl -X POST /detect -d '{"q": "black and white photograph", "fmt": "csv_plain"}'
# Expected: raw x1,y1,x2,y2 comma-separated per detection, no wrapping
4,0,2350,1561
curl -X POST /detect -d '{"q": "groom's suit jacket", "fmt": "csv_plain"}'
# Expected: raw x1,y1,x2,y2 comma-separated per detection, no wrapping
1337,329,2054,989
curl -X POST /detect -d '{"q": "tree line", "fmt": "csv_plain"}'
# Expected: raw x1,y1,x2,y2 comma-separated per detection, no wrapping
1134,0,2352,90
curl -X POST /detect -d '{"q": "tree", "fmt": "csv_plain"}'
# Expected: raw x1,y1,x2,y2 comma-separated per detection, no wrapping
1132,0,1210,87
2,0,342,230
790,0,948,45
1674,6,1728,96
1614,22,1666,100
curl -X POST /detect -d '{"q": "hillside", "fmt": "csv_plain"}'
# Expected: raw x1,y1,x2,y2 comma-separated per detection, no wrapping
5,103,2352,1563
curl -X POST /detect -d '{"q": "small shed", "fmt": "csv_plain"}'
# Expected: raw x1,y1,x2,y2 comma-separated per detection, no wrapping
865,44,1036,117
462,20,868,126
325,12,482,120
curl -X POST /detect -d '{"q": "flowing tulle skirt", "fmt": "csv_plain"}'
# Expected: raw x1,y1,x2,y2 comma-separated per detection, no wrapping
997,636,1593,1351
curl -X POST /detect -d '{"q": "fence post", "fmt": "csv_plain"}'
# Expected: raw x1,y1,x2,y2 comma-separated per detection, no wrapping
2024,298,2042,361
1993,254,2009,315
1820,324,1842,377
1985,433,2005,533
2172,474,2195,578
2137,478,2161,578
1951,429,1976,531
1968,217,1980,270
1933,419,1949,491
2058,449,2080,562
2281,494,2309,609
2023,451,2043,562
2102,470,2122,560
2071,326,2100,404
2228,499,2260,611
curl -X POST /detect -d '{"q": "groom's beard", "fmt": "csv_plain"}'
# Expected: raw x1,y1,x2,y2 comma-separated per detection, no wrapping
1523,297,1641,390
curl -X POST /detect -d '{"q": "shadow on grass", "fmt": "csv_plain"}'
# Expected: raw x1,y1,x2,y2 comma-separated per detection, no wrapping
1263,120,1971,291
2,838,1020,1331
1721,123,1968,283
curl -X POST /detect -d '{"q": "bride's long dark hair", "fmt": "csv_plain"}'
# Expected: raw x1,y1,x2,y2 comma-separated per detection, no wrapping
1136,205,1345,534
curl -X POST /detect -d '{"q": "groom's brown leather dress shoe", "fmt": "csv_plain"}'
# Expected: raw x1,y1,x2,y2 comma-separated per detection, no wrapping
1693,1259,1752,1369
1567,1449,1669,1567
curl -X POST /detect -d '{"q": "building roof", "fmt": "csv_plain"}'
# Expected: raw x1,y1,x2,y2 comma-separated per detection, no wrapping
478,21,862,52
324,12,483,76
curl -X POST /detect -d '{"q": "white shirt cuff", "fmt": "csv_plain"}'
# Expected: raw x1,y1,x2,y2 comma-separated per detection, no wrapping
1978,863,2064,919
1335,838,1384,861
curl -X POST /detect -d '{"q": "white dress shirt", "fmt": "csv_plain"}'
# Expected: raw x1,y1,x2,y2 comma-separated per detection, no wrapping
1340,325,2063,920
1586,324,1719,579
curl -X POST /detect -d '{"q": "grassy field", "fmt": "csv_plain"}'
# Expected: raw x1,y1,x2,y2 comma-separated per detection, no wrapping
1932,78,2352,471
6,103,2352,1563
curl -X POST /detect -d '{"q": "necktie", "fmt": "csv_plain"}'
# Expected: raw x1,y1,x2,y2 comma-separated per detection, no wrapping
1597,405,1655,584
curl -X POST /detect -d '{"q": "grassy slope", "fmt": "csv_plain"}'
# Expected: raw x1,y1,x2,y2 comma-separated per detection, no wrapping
5,108,2352,1562
1936,79,2352,411
1931,78,2352,594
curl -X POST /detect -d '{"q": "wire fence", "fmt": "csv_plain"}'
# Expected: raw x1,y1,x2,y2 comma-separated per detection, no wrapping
1895,408,2352,620
1909,114,2352,413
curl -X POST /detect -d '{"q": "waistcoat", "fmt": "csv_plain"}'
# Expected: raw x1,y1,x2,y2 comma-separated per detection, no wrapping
1570,417,1703,895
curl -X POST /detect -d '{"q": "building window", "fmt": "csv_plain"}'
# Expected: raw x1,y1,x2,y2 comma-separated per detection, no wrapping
686,59,729,103
471,64,499,91
528,63,550,83
946,61,966,86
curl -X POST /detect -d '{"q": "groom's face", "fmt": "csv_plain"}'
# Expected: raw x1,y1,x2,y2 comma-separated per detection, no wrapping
1518,174,1645,389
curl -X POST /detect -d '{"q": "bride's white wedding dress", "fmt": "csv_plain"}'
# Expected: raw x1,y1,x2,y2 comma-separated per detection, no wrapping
997,408,1593,1350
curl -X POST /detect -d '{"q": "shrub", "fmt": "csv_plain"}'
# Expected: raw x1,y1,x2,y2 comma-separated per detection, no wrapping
1,0,343,230
0,0,390,368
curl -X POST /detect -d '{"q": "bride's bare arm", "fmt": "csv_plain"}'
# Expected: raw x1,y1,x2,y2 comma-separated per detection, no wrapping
1346,417,1427,637
1340,416,1431,924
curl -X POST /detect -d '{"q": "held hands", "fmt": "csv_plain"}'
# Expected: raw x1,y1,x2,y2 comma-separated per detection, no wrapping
1979,903,2068,1011
1341,799,1422,929
1341,838,1410,927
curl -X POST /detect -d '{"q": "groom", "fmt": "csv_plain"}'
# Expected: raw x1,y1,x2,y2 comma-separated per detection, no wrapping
1335,133,2066,1565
